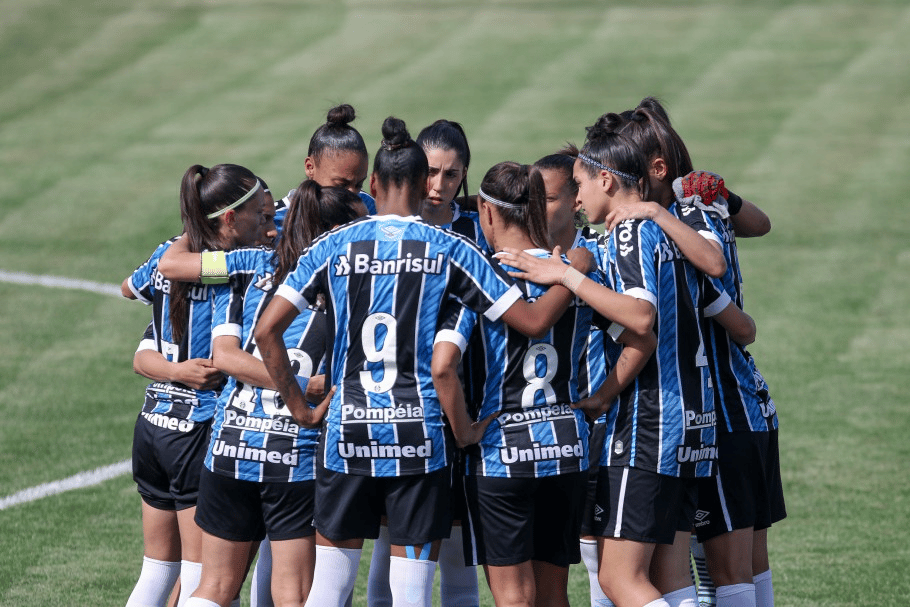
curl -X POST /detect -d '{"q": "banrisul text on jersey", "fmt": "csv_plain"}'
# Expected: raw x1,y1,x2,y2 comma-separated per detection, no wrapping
276,214,523,478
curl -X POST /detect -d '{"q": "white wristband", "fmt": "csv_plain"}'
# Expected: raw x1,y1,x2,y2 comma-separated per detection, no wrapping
560,267,585,293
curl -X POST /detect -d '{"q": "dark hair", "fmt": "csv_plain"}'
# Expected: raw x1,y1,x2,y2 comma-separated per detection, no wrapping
307,104,368,162
373,116,428,191
581,117,650,199
274,180,362,283
417,119,471,201
535,152,585,229
478,162,550,250
171,164,260,343
611,97,694,182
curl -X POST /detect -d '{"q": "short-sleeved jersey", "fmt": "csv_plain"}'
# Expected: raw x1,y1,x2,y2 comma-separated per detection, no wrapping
443,202,490,254
700,211,778,433
276,214,523,477
441,250,597,479
127,238,220,423
204,247,325,482
275,189,376,234
602,211,727,478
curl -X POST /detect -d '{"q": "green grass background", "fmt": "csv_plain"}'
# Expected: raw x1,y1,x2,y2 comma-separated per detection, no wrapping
2,0,909,605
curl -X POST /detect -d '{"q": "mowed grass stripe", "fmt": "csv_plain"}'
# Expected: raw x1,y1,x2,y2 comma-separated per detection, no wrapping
729,9,910,605
0,284,147,492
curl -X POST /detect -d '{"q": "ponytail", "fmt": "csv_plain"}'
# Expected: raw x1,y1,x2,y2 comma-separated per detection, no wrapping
275,180,362,283
478,162,551,251
170,163,258,343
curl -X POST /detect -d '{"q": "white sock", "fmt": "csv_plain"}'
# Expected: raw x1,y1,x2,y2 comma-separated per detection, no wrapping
690,536,715,605
176,561,203,607
125,556,181,607
367,526,393,607
389,556,435,607
303,545,362,607
644,599,671,607
663,585,698,607
182,599,220,607
438,527,479,607
753,570,773,607
251,538,274,607
716,584,756,607
580,539,613,607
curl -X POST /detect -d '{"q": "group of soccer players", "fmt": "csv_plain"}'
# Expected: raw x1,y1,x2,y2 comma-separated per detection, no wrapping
120,98,785,607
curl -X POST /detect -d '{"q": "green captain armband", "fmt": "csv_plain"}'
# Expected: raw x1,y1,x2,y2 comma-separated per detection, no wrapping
200,251,228,284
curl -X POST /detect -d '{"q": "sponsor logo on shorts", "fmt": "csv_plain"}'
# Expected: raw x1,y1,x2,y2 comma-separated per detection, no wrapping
694,509,711,528
498,403,575,426
212,439,298,466
334,253,445,277
685,410,716,430
499,440,584,464
676,444,717,464
337,439,433,459
593,504,604,522
340,404,425,424
223,409,299,436
141,411,195,433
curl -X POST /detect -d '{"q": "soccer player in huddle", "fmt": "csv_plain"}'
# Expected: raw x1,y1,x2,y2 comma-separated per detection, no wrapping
121,164,269,607
253,116,591,607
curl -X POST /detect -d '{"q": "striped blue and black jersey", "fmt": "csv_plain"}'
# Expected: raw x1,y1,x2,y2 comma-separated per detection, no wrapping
700,211,778,433
204,247,325,483
444,201,490,254
601,211,728,478
440,250,599,479
275,189,376,234
276,214,523,478
127,238,221,423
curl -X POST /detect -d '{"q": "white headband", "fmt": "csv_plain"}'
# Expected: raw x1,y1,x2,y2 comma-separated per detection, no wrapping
207,180,261,219
478,187,523,210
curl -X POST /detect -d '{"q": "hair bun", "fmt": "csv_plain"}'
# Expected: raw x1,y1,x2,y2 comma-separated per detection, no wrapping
326,104,356,127
380,116,411,151
586,113,626,141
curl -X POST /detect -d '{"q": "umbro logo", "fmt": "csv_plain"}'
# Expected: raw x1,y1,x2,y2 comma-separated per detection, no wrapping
380,225,404,240
694,510,709,522
253,272,274,292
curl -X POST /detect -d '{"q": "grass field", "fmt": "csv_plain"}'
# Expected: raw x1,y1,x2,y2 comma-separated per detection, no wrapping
2,1,909,605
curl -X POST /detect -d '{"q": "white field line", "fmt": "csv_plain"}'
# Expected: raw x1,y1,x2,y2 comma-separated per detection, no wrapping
0,269,123,297
0,460,132,511
1,270,131,509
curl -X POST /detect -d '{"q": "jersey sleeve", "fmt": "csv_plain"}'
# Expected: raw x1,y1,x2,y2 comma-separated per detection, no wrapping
127,238,174,304
675,203,723,248
446,240,523,322
275,240,331,312
700,273,733,318
434,299,478,356
610,220,659,308
135,321,157,353
210,283,241,339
